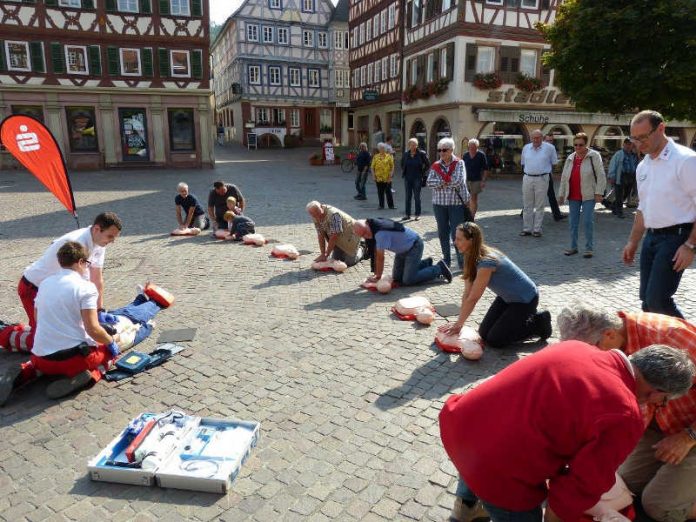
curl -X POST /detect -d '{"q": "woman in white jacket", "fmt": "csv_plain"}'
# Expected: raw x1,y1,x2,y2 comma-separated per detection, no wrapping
557,132,607,258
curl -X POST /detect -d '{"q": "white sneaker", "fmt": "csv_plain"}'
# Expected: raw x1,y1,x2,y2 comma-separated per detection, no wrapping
450,497,488,522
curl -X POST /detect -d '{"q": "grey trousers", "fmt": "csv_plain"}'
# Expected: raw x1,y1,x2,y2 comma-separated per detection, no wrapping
619,423,696,522
331,245,363,267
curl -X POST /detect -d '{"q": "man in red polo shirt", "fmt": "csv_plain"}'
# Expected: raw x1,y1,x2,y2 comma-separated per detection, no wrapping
440,341,694,522
558,305,696,522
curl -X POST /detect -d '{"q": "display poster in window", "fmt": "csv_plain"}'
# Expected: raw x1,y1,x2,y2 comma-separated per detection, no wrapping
66,107,98,152
12,106,44,123
247,132,257,150
169,109,194,151
119,108,149,161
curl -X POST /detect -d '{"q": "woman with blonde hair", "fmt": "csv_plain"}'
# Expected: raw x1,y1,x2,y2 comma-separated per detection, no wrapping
439,222,551,348
371,142,396,210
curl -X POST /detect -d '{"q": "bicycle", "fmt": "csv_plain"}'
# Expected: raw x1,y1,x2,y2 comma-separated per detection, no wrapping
341,150,358,173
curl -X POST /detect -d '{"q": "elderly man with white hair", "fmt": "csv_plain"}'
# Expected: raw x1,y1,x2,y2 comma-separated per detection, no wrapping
520,129,558,237
426,137,471,270
306,201,364,266
174,182,208,234
557,303,696,522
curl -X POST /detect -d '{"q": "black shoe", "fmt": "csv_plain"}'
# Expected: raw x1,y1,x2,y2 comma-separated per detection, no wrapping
553,214,567,221
535,311,552,341
357,195,367,200
354,195,361,199
400,216,410,221
437,260,453,283
46,370,93,400
0,365,22,407
389,206,397,210
520,231,532,236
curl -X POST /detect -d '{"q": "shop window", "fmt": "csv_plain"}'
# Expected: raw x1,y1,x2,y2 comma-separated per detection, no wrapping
170,50,190,77
119,48,141,76
66,107,98,152
476,46,495,74
65,45,88,75
119,108,149,161
170,0,190,16
12,105,44,122
168,108,195,151
117,0,138,12
6,41,31,72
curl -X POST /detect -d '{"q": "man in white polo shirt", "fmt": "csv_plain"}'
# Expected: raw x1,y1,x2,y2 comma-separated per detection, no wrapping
622,110,696,318
15,212,122,350
520,129,558,237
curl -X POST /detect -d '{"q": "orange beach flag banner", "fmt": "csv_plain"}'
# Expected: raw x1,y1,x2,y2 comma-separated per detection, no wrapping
0,114,78,219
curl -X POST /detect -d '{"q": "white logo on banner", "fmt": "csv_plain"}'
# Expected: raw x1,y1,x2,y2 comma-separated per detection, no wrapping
16,124,40,152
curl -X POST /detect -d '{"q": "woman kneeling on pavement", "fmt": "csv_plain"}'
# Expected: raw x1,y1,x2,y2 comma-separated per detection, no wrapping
438,222,552,347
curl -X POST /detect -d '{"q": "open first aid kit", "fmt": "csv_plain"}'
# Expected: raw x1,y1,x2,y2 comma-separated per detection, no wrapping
88,410,260,493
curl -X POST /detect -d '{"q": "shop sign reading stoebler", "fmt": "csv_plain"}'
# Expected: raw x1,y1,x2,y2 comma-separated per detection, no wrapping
486,88,572,105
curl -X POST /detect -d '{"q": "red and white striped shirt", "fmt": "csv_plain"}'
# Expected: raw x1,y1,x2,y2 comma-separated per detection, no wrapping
621,311,696,435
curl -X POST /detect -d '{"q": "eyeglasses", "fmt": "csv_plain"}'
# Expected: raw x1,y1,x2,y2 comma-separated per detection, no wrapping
80,258,91,267
629,127,657,143
437,148,452,153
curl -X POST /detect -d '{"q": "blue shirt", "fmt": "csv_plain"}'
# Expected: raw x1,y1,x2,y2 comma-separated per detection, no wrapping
477,254,537,303
463,150,489,182
521,142,558,175
175,193,205,216
375,228,419,254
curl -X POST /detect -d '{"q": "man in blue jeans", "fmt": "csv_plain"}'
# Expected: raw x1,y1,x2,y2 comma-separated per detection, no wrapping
353,218,452,285
622,110,696,318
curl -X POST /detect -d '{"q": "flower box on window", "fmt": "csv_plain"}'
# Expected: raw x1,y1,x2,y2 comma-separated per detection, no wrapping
473,72,503,90
515,73,543,92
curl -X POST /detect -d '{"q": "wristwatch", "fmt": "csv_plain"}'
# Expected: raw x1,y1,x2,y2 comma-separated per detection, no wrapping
684,242,696,252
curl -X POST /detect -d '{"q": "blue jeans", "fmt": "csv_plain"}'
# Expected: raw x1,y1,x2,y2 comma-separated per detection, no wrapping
432,204,467,268
456,478,543,522
567,199,595,251
109,295,162,347
404,176,422,217
355,167,368,197
639,230,689,318
392,237,442,285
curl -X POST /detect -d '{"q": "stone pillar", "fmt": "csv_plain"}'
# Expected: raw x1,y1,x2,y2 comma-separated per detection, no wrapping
149,95,166,164
198,94,214,167
44,93,66,156
98,94,117,165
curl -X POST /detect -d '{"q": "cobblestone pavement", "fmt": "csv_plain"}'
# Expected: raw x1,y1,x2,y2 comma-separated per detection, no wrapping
0,145,694,521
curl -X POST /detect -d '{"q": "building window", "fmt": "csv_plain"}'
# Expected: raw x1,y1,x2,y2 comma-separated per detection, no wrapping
65,45,88,75
303,30,314,47
360,65,365,86
366,20,372,41
367,63,373,84
170,50,190,77
317,32,328,48
289,67,300,86
273,108,285,125
269,65,281,85
348,112,354,129
381,56,388,80
5,41,30,72
171,0,190,16
440,47,447,77
168,108,195,151
476,46,495,73
277,27,289,45
257,108,269,124
308,68,320,87
59,0,81,7
66,107,98,152
485,0,502,4
411,0,422,26
380,9,387,33
334,31,343,49
442,0,451,10
263,26,274,43
390,53,397,77
335,70,342,88
520,49,537,76
344,69,350,88
269,0,281,8
372,16,379,39
410,58,417,85
247,24,259,42
320,108,331,130
344,31,349,49
117,0,138,12
521,0,538,8
12,105,44,122
118,108,148,161
249,65,260,84
359,23,365,46
374,60,381,84
119,48,141,76
290,109,300,127
388,3,395,29
426,53,434,82
302,0,314,12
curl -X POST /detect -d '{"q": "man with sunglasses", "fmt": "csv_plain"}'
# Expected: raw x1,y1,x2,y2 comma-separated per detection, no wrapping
622,110,696,318
557,303,696,522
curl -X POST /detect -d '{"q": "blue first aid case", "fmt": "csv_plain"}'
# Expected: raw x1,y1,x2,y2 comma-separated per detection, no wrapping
114,351,152,373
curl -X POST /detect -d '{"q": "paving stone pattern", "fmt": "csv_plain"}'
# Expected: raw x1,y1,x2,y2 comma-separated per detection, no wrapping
0,146,694,521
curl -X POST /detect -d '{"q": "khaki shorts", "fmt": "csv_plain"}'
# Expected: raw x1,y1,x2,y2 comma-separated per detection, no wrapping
467,181,483,195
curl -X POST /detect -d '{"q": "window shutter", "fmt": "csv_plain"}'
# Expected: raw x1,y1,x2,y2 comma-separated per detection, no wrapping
192,0,202,16
541,65,550,87
446,42,454,80
107,46,120,75
88,45,101,75
158,48,169,77
416,55,425,89
0,41,6,72
29,42,44,73
139,0,151,14
45,0,58,6
406,0,412,28
432,50,440,80
500,45,520,82
405,59,411,87
191,49,202,79
83,0,95,8
465,43,477,82
142,48,153,76
51,43,65,73
105,0,116,11
159,0,170,15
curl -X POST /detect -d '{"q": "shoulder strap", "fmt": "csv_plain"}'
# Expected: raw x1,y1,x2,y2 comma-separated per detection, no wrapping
589,153,597,183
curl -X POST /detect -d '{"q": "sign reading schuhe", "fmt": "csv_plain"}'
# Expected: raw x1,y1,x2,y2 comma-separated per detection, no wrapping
363,89,379,102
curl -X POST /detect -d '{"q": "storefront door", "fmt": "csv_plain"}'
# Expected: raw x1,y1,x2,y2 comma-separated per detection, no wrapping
119,108,149,161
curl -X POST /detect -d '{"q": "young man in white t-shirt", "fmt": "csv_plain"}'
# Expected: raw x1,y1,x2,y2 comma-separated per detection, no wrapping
15,212,122,350
1,242,122,404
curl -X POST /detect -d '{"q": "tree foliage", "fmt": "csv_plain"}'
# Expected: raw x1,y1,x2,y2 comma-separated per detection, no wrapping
538,0,696,121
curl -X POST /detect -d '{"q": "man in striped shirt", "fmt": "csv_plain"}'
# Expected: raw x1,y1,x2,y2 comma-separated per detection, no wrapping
558,305,696,522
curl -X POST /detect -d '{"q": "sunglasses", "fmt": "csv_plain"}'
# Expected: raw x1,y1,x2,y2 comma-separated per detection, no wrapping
437,148,452,153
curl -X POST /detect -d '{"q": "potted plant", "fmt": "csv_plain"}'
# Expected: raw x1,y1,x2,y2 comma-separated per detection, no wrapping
473,72,503,90
515,73,543,92
309,152,323,166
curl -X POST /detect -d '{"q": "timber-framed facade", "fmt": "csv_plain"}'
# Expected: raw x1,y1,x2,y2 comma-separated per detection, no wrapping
0,0,213,170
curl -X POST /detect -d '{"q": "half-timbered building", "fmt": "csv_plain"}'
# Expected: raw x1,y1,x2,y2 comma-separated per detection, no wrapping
0,0,212,170
403,0,695,168
212,0,345,148
328,0,350,143
348,0,403,151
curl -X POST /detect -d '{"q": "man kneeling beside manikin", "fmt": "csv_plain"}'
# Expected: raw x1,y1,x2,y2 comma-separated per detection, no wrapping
0,241,166,404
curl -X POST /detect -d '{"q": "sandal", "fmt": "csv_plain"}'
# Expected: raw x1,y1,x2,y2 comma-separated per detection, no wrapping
564,249,578,256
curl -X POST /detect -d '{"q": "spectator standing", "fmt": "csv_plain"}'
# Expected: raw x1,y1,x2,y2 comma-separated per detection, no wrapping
608,138,639,218
520,130,558,237
371,143,395,210
557,132,606,258
543,133,566,221
401,138,429,221
622,110,696,318
216,122,224,145
354,142,371,201
208,180,245,230
462,139,489,219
